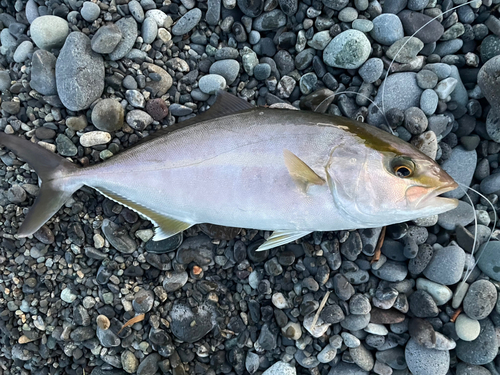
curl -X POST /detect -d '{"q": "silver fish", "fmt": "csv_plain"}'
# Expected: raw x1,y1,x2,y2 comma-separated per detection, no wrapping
0,92,458,251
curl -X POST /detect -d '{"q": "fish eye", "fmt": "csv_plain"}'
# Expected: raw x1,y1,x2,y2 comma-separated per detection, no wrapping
394,165,412,178
390,157,415,178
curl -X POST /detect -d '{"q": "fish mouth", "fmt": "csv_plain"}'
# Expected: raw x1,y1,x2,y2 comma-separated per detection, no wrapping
416,182,459,210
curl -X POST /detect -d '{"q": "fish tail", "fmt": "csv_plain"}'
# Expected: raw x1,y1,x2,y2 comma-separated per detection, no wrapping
0,132,82,237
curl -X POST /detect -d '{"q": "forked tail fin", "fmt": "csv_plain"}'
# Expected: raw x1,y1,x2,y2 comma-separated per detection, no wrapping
0,132,81,237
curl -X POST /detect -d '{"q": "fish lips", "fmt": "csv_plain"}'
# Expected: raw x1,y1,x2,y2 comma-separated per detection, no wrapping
407,182,459,213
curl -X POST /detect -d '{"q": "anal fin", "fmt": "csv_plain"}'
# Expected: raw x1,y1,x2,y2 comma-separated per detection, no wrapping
96,187,193,241
257,230,312,252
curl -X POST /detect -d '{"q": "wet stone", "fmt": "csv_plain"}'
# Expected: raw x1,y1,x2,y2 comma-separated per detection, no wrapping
133,289,154,313
162,271,188,292
101,219,137,254
176,235,213,265
372,260,408,282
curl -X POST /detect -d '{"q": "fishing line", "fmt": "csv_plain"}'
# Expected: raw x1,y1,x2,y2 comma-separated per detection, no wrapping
382,0,481,115
457,182,498,283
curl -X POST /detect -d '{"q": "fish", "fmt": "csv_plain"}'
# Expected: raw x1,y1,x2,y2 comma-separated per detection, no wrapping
0,91,458,251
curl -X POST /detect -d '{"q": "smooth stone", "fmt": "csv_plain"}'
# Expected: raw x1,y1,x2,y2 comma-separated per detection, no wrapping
253,10,287,31
56,134,77,156
169,302,217,343
209,59,240,85
463,280,498,320
14,41,33,63
434,77,457,100
478,55,500,116
145,9,171,27
455,318,498,365
56,32,104,111
109,17,138,61
128,0,145,23
307,30,332,50
172,8,202,35
359,58,383,83
142,18,158,44
126,110,153,131
438,201,475,231
199,74,226,94
405,338,450,375
262,361,296,375
206,0,221,25
480,173,500,194
416,278,452,305
455,314,480,342
440,146,477,200
367,72,422,126
91,24,122,54
323,29,370,69
26,0,39,23
61,287,78,303
422,244,465,285
398,10,444,44
408,290,439,318
477,241,500,281
101,218,137,254
371,14,404,45
91,99,124,132
352,19,373,32
371,260,408,282
420,89,438,116
30,49,57,95
81,1,100,22
386,36,424,64
30,15,69,50
143,63,172,97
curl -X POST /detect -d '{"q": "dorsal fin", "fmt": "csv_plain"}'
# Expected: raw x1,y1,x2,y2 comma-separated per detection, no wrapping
131,91,254,146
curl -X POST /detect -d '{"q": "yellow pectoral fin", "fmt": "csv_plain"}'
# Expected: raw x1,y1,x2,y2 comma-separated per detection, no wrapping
283,149,325,193
96,187,193,241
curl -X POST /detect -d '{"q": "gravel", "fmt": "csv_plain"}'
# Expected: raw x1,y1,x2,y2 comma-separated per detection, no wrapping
0,0,499,374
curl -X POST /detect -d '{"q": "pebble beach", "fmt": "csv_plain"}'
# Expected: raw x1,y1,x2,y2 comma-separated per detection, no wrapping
1,0,500,374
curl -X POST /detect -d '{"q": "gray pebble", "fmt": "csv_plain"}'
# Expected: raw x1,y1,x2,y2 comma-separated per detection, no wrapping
405,338,449,375
101,218,137,254
409,290,439,318
253,10,287,31
26,0,39,23
109,17,138,61
172,8,202,35
0,70,10,92
371,14,404,45
421,89,438,115
359,58,383,83
463,280,497,320
91,24,122,54
13,41,33,63
367,72,422,126
423,244,465,285
209,59,240,85
199,74,227,94
254,63,271,80
323,29,370,69
91,98,124,132
56,32,104,111
30,15,69,50
7,185,26,204
126,109,153,131
372,260,408,282
81,1,100,22
440,146,477,200
30,49,57,95
56,133,78,156
386,36,424,64
128,0,145,23
455,318,498,365
417,69,438,89
142,17,158,44
404,107,428,134
437,201,475,231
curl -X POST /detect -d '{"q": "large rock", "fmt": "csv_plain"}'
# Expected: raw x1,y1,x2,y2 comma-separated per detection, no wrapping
56,32,104,111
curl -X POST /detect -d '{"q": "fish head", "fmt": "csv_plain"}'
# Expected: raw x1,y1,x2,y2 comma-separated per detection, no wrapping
326,120,458,226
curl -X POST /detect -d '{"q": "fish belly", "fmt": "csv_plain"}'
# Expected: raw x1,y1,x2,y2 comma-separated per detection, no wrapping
80,109,359,231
